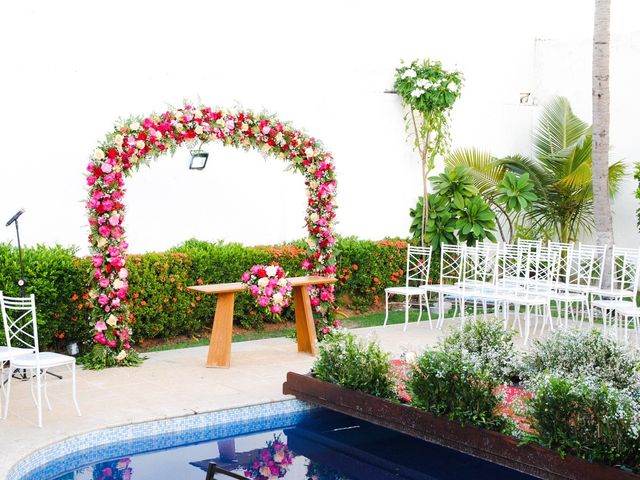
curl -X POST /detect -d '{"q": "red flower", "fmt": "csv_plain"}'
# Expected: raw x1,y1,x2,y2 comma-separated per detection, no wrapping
107,148,118,159
257,268,267,278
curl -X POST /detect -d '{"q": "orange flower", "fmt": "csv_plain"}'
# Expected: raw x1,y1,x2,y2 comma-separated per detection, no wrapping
352,264,358,271
140,300,147,306
197,278,204,285
373,277,380,284
71,294,79,302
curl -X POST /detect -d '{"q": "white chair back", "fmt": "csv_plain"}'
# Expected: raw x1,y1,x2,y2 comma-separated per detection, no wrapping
566,247,596,288
0,293,38,359
548,241,574,285
405,245,432,288
439,244,464,286
578,242,608,289
609,246,640,295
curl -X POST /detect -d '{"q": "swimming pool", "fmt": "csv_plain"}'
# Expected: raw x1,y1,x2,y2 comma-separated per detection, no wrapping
10,400,536,480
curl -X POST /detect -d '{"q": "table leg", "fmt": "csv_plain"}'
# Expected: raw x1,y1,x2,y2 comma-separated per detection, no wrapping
207,292,235,368
293,285,318,355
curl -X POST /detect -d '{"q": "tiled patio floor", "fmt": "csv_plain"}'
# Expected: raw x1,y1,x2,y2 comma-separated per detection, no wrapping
0,317,591,479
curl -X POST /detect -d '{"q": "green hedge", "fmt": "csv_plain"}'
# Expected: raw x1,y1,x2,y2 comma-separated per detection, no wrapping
0,237,409,351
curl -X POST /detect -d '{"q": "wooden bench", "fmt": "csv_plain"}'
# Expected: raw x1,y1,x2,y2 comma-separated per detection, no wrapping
188,276,336,368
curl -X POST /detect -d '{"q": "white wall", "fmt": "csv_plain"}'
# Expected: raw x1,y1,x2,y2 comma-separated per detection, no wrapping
0,0,638,254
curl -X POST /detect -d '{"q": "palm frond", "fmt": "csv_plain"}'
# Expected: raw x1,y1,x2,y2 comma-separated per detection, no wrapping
444,148,504,193
608,161,626,197
533,96,590,164
494,154,549,195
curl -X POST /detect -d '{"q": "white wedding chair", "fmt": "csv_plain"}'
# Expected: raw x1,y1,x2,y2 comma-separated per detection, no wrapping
424,244,465,329
591,247,640,335
384,245,432,331
1,292,81,427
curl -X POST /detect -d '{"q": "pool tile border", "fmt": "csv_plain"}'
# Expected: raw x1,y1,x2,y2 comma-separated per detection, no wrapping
8,399,315,480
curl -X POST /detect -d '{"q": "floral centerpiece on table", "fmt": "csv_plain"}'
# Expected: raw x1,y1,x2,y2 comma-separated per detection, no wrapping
242,435,293,480
242,264,293,319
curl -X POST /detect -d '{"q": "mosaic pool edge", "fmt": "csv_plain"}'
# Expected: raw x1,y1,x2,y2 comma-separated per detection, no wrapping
6,399,315,480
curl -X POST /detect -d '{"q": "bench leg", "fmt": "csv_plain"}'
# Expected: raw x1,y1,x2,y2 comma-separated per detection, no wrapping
207,292,235,368
293,285,318,355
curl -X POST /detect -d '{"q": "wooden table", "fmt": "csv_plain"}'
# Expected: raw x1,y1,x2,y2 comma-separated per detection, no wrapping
188,276,336,368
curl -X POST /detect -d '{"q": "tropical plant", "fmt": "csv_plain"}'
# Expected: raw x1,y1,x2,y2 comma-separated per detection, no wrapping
446,97,625,243
495,172,537,213
395,59,463,245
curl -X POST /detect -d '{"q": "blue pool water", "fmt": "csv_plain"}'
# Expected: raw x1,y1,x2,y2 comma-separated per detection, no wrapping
40,408,536,480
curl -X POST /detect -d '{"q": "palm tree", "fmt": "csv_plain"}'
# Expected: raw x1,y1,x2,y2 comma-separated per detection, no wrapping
446,96,624,243
592,0,613,248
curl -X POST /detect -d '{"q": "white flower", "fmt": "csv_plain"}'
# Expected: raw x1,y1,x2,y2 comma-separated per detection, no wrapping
114,134,124,146
195,125,203,135
309,180,319,189
277,278,287,287
129,121,141,131
130,154,139,164
116,350,127,361
307,238,316,249
305,147,315,158
416,79,431,88
265,265,278,277
93,149,105,161
257,277,269,288
447,81,457,91
193,109,203,119
107,314,119,327
310,212,319,223
135,140,145,149
273,293,284,304
401,68,417,79
262,126,271,135
411,88,425,98
275,132,284,143
113,279,124,290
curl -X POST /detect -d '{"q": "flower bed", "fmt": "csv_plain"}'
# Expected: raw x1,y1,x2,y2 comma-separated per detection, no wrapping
282,372,639,480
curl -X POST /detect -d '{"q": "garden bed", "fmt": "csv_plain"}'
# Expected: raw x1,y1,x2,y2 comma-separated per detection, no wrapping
282,372,639,480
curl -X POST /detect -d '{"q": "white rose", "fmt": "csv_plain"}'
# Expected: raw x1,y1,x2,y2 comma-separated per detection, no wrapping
309,180,319,190
97,237,107,248
154,130,162,138
275,132,284,143
175,111,184,120
257,277,269,288
136,140,145,149
305,147,315,158
310,212,319,223
129,121,141,131
116,350,127,361
240,122,248,131
113,279,124,290
265,265,278,277
130,154,139,164
307,165,317,174
216,118,225,127
93,149,105,161
277,278,287,287
194,109,203,119
262,126,271,135
107,314,119,327
273,293,284,304
307,238,316,249
114,134,124,146
195,125,203,135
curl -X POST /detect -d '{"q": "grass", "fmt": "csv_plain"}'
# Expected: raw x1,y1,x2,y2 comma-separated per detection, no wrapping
144,307,449,353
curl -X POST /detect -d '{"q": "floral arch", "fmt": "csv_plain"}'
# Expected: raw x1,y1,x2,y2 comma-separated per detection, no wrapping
84,104,337,366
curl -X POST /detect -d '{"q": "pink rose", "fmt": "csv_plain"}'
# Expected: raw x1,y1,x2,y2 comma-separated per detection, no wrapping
98,226,110,237
97,294,109,305
241,272,251,283
310,297,320,307
95,321,107,332
92,255,103,267
257,296,270,307
116,287,127,299
118,268,128,279
86,176,97,186
320,289,330,301
249,285,260,296
111,298,121,308
101,199,114,211
264,286,274,297
99,278,109,288
101,162,113,173
270,304,282,314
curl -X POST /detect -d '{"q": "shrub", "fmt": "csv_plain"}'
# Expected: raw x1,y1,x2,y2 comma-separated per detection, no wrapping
522,329,640,389
409,349,507,431
312,329,394,399
442,317,520,383
0,244,89,349
527,374,640,472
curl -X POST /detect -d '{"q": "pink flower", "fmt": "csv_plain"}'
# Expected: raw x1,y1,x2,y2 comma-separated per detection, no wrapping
258,296,270,307
95,321,107,332
94,333,107,345
86,176,97,186
320,289,330,301
101,199,114,211
92,255,103,267
107,339,117,348
271,304,282,314
99,277,109,288
118,268,129,279
101,162,113,174
301,259,312,270
249,285,260,296
264,286,274,297
310,297,320,307
111,298,121,308
241,272,251,283
97,294,109,306
107,246,119,257
116,288,127,299
322,327,329,334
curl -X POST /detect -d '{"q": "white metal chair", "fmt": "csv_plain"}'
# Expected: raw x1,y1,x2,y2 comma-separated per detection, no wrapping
384,245,432,331
1,292,81,427
612,302,640,346
591,247,640,335
424,244,465,329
